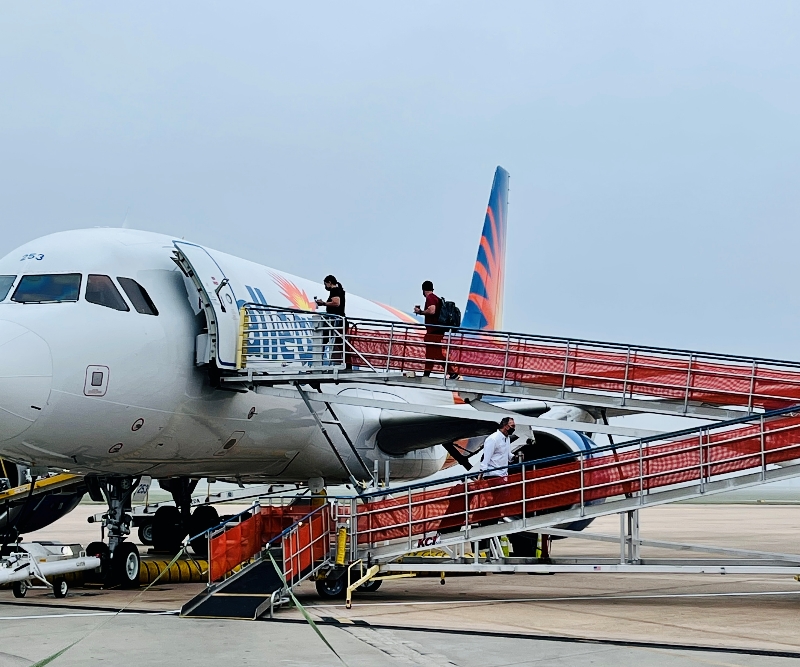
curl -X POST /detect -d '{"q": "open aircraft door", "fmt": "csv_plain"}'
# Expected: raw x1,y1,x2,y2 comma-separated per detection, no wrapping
173,241,241,369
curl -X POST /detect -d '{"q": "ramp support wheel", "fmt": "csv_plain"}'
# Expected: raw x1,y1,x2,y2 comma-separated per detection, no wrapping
12,580,27,598
53,577,68,598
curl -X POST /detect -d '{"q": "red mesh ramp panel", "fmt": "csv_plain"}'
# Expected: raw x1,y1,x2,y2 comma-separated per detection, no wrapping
355,414,800,545
347,327,800,411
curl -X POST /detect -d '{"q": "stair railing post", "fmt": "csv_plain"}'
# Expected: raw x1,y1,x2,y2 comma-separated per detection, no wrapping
748,360,757,414
699,429,705,494
560,341,571,399
500,333,511,392
386,323,395,372
350,497,358,560
760,414,766,481
579,452,585,517
407,486,413,552
621,346,631,407
443,332,451,384
638,438,644,505
682,354,695,416
464,474,470,542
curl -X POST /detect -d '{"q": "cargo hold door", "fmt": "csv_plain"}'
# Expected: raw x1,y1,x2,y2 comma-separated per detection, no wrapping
173,241,240,369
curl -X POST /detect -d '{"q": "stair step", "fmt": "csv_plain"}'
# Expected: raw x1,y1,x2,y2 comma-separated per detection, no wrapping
183,593,273,619
181,554,285,619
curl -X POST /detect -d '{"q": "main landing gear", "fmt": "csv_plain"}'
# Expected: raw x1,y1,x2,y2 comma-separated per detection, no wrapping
151,478,219,559
87,475,220,585
85,475,141,588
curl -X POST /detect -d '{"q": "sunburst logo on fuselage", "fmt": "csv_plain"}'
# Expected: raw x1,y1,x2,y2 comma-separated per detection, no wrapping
372,300,417,323
270,272,316,311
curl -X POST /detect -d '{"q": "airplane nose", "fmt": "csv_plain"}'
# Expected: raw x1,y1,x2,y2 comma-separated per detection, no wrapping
0,320,52,442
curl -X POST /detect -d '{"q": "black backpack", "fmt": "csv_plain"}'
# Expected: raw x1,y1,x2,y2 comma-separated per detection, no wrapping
438,297,462,332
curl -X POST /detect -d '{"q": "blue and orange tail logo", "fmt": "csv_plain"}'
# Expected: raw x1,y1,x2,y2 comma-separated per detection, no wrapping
462,166,509,331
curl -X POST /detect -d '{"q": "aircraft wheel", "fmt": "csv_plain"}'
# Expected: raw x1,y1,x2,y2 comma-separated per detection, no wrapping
315,576,346,599
138,521,154,545
188,505,220,559
53,577,69,598
86,541,110,582
357,579,382,592
151,506,185,553
111,542,140,588
12,581,28,598
508,532,538,558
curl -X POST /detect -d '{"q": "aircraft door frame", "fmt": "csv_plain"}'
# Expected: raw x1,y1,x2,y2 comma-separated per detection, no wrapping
173,241,240,369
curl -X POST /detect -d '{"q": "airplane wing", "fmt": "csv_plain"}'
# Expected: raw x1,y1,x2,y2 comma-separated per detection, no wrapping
375,400,550,455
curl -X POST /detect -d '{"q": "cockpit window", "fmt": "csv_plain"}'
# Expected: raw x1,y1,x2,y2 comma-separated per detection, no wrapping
117,277,159,315
86,275,129,312
12,274,81,303
0,275,15,301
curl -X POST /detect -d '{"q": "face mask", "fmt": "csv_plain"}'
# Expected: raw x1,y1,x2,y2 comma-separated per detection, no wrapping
506,427,515,436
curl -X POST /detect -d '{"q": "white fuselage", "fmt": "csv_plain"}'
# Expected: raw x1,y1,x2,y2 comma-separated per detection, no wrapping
0,229,448,483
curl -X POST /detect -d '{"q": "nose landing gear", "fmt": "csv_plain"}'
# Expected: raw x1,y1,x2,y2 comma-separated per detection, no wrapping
85,475,140,588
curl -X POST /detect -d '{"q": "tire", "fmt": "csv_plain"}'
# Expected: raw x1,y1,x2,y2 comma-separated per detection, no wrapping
151,506,185,553
357,579,382,593
12,580,27,598
53,577,68,598
315,576,346,599
508,532,538,558
138,521,154,545
86,541,110,583
188,505,220,559
111,541,140,588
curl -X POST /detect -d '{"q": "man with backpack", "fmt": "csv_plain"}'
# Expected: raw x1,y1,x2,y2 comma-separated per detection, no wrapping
413,280,460,379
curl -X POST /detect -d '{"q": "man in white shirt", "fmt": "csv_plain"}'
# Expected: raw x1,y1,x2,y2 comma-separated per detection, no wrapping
479,417,516,479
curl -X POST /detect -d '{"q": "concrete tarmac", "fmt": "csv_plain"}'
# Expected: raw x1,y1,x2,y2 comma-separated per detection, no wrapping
1,503,798,665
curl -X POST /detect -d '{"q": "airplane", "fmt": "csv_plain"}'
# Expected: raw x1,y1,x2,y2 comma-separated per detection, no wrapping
0,166,600,586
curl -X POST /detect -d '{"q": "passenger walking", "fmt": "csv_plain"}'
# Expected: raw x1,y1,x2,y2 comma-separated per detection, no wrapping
479,417,516,480
413,280,459,379
314,275,347,366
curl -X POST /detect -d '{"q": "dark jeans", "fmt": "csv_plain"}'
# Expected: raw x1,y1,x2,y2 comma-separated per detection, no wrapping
322,316,347,366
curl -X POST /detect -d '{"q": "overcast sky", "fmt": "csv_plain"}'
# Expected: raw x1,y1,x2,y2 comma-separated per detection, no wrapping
2,2,799,359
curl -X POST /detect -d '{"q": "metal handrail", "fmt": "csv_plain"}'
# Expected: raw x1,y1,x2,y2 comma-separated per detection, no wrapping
241,304,800,367
235,304,800,415
347,407,800,548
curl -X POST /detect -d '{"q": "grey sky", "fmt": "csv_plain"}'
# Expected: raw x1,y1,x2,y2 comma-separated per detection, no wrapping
2,2,799,359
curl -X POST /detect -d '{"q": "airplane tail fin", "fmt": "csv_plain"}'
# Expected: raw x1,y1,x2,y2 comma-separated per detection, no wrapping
462,166,510,331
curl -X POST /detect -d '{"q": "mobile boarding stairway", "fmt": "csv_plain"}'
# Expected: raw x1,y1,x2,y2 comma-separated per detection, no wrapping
161,282,800,618
181,405,800,620
222,303,800,422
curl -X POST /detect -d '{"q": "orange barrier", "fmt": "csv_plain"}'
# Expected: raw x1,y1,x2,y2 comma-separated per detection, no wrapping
282,506,331,585
209,504,321,582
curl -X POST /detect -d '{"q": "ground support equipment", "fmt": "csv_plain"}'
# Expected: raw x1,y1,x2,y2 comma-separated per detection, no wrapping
181,407,800,619
226,305,800,422
0,542,100,598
